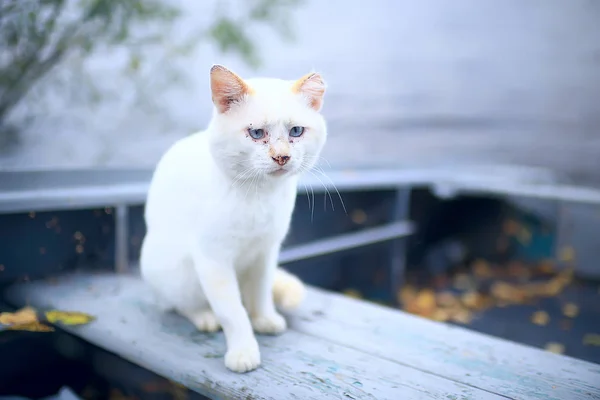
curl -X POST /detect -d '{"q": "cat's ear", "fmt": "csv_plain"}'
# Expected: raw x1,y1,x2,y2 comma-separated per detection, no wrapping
292,72,326,111
210,65,251,113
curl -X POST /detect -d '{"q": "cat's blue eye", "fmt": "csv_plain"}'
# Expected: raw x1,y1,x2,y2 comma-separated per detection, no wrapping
248,128,265,139
289,126,304,137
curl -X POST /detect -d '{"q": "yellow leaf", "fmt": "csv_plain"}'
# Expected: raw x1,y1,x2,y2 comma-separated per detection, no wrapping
545,342,565,354
583,334,600,346
461,291,491,310
45,310,95,326
490,281,526,303
7,322,54,332
531,311,550,326
562,303,579,318
415,289,436,310
0,306,38,326
431,309,451,322
451,309,473,324
436,291,459,308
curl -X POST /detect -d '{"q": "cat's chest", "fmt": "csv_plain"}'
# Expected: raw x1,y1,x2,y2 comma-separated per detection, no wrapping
200,182,296,243
231,199,286,234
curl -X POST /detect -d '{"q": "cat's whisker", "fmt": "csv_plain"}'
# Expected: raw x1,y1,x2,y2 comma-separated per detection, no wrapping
311,166,347,214
304,167,335,212
230,168,254,189
244,170,260,201
305,155,332,169
302,181,312,216
318,156,332,169
299,162,316,221
231,167,252,182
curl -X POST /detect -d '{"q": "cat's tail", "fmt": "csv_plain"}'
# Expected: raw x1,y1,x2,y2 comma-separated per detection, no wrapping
273,267,306,311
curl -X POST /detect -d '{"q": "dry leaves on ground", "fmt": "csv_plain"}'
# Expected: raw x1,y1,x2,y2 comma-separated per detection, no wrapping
0,306,95,332
399,259,578,325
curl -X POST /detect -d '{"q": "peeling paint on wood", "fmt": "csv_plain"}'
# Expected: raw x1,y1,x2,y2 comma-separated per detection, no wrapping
4,271,599,399
291,287,600,400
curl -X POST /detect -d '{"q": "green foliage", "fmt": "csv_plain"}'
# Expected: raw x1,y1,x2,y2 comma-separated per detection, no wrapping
0,0,302,132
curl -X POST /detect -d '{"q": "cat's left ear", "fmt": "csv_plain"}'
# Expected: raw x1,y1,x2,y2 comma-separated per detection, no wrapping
210,65,252,113
292,72,326,111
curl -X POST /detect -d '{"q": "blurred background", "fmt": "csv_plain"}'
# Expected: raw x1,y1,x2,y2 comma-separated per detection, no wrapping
1,0,600,399
2,0,600,178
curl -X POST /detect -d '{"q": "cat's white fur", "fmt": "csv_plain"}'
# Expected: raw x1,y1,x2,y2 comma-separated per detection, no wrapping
140,65,327,373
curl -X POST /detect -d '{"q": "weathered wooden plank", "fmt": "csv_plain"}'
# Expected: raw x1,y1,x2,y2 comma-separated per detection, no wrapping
289,287,600,400
3,272,504,400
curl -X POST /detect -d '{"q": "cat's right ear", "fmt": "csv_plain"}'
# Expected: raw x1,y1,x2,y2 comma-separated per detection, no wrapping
292,72,326,111
210,65,251,114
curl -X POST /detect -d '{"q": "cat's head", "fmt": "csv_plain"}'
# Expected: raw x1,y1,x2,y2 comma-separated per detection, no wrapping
207,64,327,182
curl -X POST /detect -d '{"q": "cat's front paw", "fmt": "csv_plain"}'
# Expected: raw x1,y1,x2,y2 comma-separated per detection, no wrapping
224,340,261,373
251,312,287,335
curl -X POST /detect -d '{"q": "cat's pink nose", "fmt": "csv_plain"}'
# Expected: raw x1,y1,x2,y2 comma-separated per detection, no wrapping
272,155,290,166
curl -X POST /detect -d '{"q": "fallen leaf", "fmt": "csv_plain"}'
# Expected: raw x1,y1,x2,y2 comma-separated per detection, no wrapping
415,289,436,311
343,289,363,299
451,309,473,324
0,307,37,326
461,291,481,309
7,322,54,332
531,311,550,326
45,310,95,325
583,334,600,346
545,342,565,354
490,281,526,303
562,303,579,318
436,292,459,308
431,309,451,322
0,307,94,332
524,272,570,298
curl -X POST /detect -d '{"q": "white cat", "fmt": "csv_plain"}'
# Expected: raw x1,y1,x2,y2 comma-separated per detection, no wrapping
140,65,328,373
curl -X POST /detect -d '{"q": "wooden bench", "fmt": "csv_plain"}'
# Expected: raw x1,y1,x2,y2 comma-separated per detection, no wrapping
2,168,600,398
5,269,599,400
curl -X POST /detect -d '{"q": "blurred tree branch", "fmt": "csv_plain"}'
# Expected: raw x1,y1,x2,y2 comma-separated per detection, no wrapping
0,0,302,140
